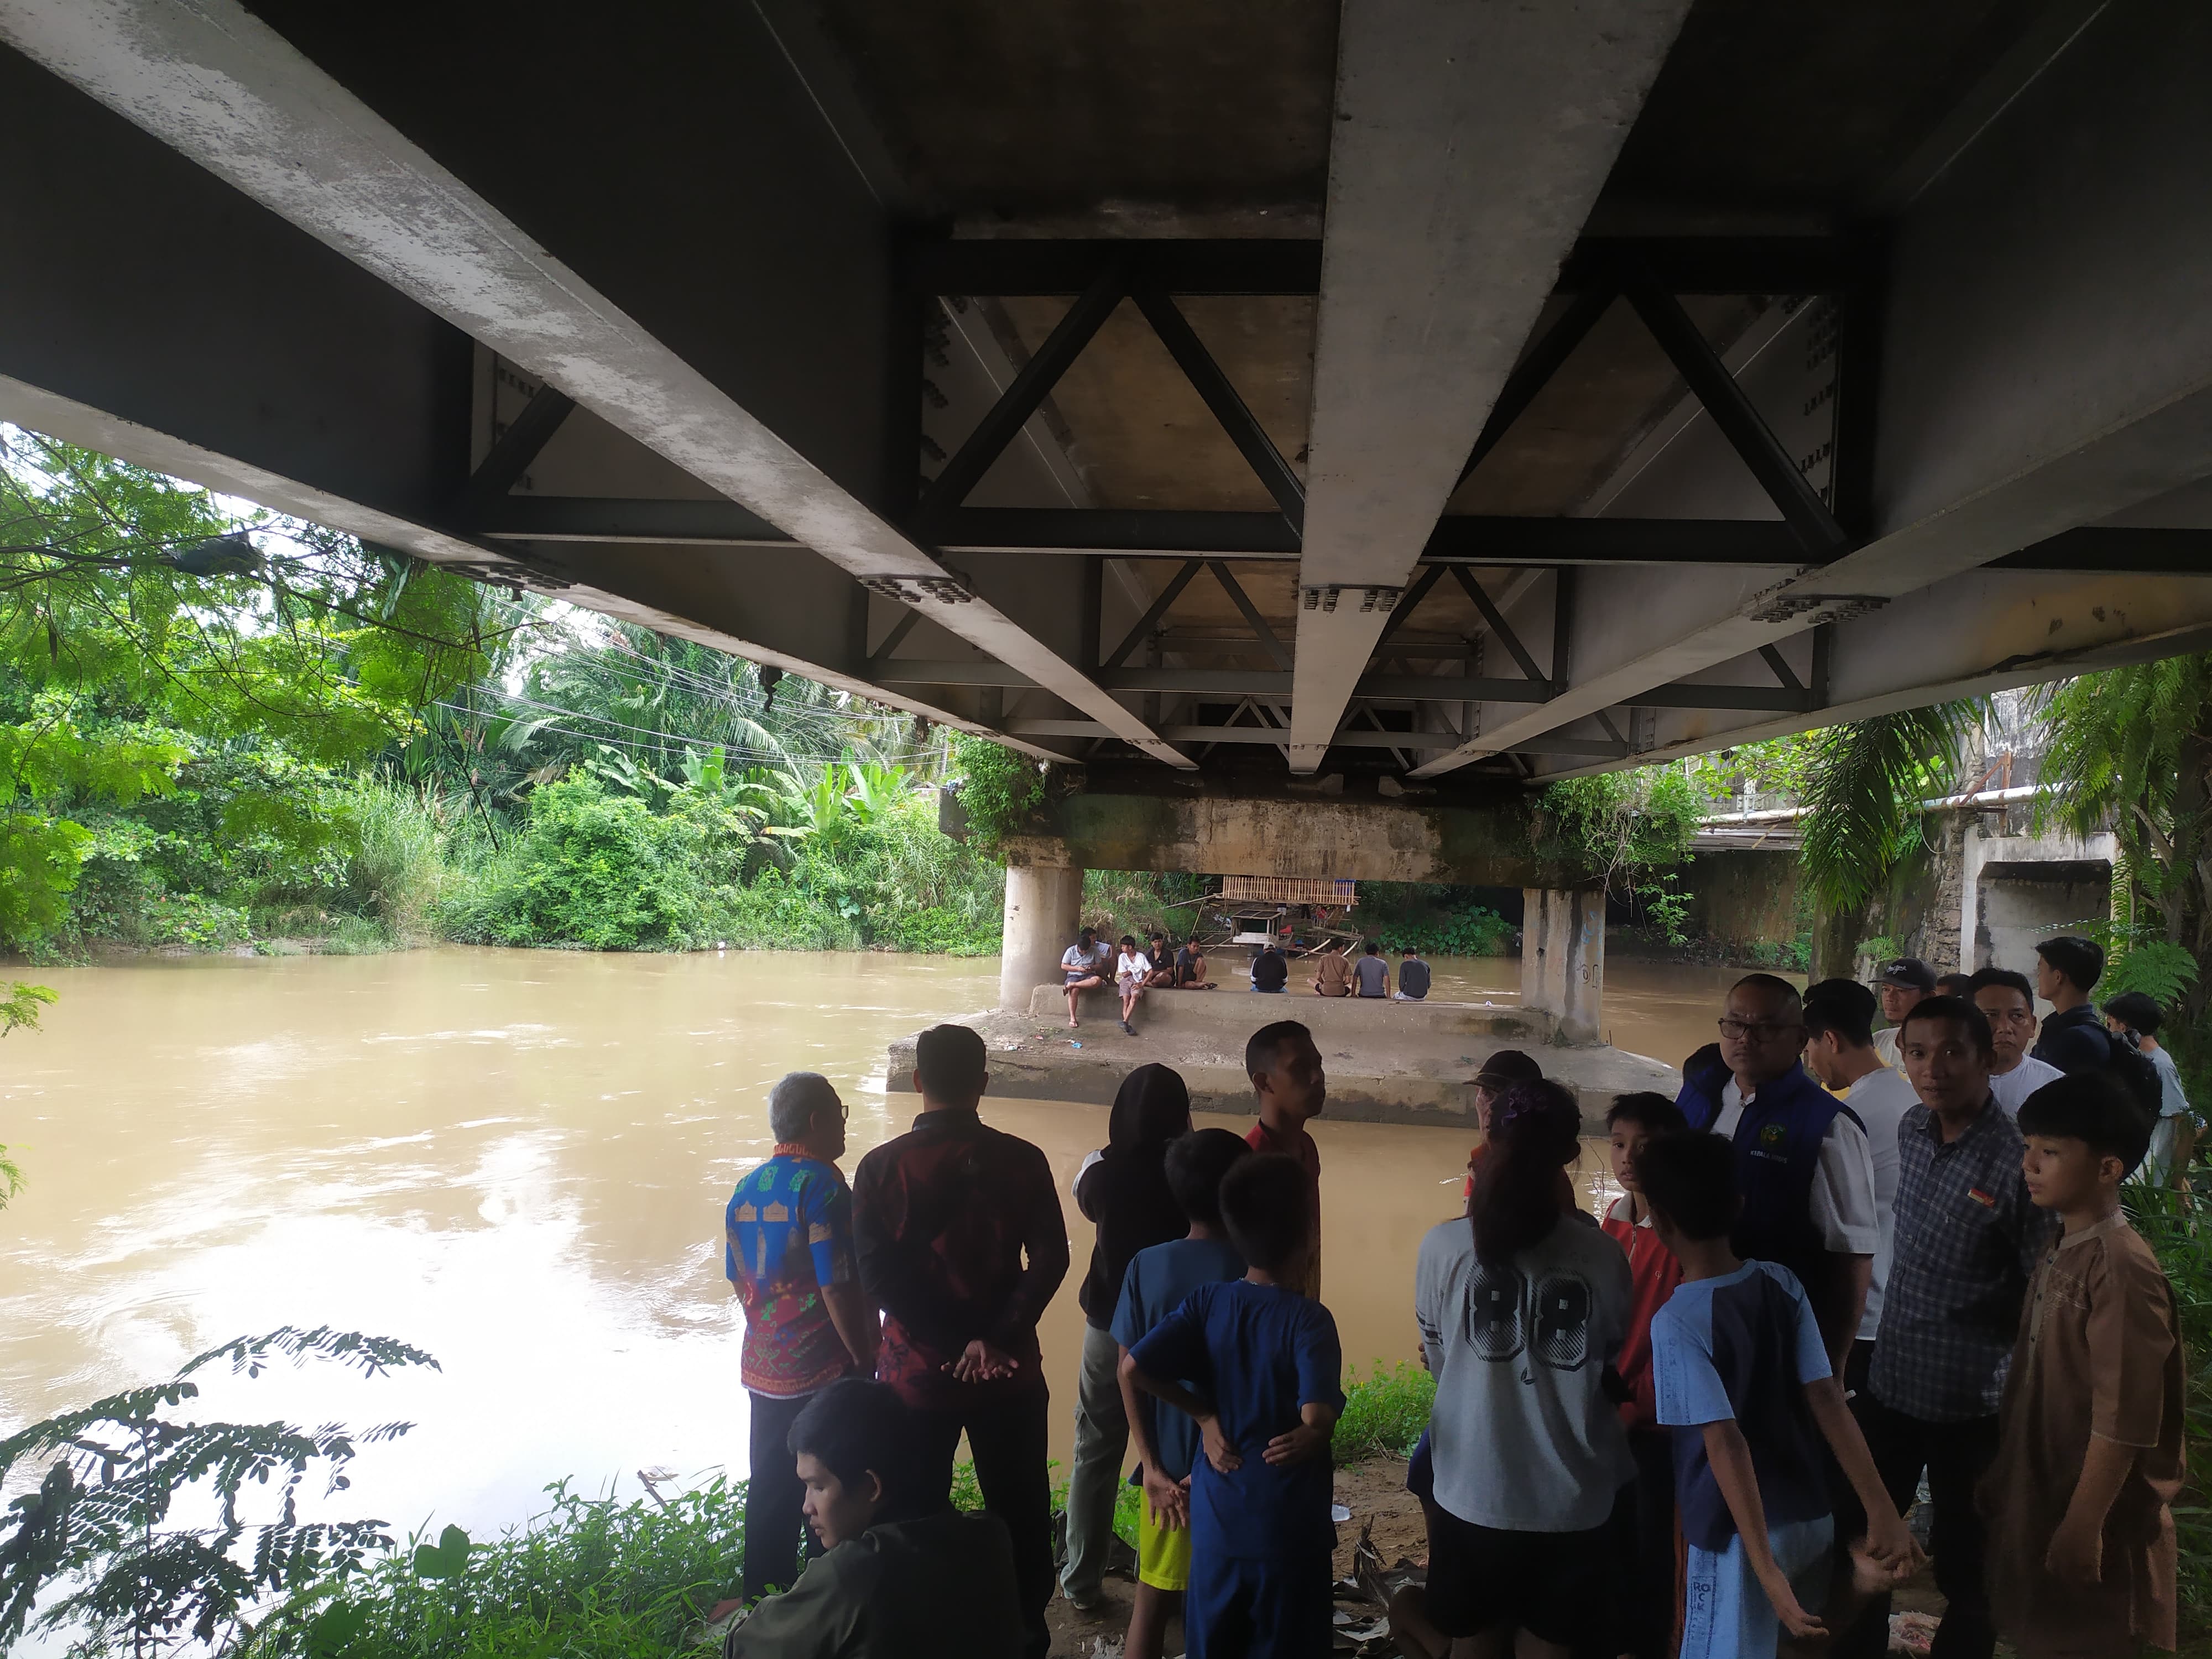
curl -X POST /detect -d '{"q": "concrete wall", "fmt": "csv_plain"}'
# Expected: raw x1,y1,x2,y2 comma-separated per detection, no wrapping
1682,850,1802,951
1043,791,1582,888
1966,826,2115,981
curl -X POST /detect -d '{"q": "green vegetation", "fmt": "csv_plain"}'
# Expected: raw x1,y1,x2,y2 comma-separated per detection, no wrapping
0,429,1003,960
2123,1183,2212,1630
1333,1361,1436,1463
1,1334,1437,1657
2037,658,2212,1089
1351,885,1517,957
947,732,1051,853
1796,703,1978,915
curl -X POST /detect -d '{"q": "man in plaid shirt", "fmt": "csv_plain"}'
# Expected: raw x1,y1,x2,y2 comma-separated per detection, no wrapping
1839,995,2055,1659
852,1023,1069,1659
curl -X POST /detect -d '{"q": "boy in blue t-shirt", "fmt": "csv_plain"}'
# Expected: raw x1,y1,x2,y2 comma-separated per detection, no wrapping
1111,1128,1253,1659
1636,1134,1917,1659
1125,1150,1344,1659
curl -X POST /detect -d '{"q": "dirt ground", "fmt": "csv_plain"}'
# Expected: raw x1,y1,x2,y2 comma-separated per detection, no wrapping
1042,1454,1958,1659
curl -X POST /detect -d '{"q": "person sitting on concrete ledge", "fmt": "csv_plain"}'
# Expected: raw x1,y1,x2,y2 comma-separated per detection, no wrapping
1352,939,1391,999
1250,940,1288,994
1061,927,1110,1029
1115,935,1151,1036
1394,946,1431,1001
1172,934,1215,990
722,1377,1025,1658
1311,940,1353,998
1143,931,1177,989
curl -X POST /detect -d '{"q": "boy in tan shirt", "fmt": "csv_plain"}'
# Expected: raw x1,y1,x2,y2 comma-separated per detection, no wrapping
1983,1072,2185,1657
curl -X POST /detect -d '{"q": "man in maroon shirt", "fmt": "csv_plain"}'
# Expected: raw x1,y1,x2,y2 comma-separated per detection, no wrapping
1244,1020,1326,1298
852,1024,1070,1659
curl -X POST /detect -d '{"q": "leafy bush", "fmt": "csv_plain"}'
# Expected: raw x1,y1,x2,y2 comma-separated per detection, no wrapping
0,1327,437,1658
261,1479,744,1659
948,734,1046,852
1347,882,1516,957
1538,765,1702,886
443,778,702,950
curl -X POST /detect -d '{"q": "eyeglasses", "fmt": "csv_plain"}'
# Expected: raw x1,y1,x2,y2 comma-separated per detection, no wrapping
1718,1017,1803,1041
816,1101,851,1123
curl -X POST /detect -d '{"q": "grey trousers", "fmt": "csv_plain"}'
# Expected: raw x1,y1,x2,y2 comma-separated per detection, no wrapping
1060,1322,1129,1598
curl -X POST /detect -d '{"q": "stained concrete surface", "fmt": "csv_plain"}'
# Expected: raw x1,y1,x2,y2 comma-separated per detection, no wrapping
888,982,1678,1131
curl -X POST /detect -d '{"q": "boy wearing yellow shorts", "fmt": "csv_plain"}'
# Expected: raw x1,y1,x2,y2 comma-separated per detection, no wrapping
1111,1128,1252,1659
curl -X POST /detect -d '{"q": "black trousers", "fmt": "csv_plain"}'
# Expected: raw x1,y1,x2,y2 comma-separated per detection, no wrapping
744,1389,825,1600
1616,1427,1679,1659
914,1386,1055,1659
1835,1384,2001,1659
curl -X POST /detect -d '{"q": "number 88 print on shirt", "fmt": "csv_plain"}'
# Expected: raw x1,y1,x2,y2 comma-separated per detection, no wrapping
1416,1216,1637,1530
1464,1263,1596,1371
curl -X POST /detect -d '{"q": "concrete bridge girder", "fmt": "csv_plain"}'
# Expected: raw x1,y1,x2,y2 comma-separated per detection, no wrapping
5,0,2212,797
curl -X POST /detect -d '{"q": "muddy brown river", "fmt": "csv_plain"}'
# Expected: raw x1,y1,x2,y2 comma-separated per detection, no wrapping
0,947,1756,1535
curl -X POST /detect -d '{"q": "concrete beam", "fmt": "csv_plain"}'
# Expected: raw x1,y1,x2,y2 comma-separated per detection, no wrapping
1,375,1077,770
1046,793,1585,888
1286,0,1693,766
1533,568,2212,780
1414,1,2212,776
0,0,1190,770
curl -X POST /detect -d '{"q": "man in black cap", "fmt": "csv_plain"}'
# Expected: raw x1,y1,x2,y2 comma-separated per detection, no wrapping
1870,957,1936,1070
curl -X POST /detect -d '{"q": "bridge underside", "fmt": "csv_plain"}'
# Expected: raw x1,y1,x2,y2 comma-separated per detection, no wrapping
6,0,2212,796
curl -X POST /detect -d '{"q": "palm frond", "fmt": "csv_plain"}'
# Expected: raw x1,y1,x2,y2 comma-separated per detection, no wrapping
1799,701,1980,912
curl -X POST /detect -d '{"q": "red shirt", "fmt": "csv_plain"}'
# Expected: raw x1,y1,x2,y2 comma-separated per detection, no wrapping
1601,1193,1683,1428
1247,1117,1322,1295
851,1107,1070,1410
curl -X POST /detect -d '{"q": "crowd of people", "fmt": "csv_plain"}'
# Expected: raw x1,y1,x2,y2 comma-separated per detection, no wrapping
717,932,2187,1659
1062,922,1433,1036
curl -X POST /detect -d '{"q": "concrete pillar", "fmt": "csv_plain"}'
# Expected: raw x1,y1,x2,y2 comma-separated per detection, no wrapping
1520,885,1606,1044
999,853,1084,1013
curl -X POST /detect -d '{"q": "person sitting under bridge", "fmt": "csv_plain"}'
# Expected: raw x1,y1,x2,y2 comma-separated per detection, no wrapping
1250,940,1289,994
1060,927,1111,1029
722,1378,1024,1658
1352,940,1391,999
1171,934,1215,989
1311,940,1353,998
1394,947,1431,1001
1142,930,1178,990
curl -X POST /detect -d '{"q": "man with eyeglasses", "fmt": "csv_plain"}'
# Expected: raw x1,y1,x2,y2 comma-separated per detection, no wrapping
1676,973,1880,1378
726,1071,880,1606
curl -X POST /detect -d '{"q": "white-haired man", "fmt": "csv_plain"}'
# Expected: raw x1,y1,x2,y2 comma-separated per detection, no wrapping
726,1071,880,1604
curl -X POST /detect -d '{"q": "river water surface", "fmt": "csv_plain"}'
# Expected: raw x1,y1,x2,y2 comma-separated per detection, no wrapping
0,947,1749,1538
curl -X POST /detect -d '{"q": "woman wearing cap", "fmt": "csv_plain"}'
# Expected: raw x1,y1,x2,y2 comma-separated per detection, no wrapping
1463,1050,1546,1203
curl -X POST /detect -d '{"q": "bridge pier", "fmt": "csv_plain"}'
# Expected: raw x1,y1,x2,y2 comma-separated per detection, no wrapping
1521,885,1605,1045
999,849,1085,1013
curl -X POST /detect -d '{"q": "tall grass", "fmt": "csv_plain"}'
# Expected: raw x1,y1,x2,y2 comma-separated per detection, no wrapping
342,781,458,944
1334,1361,1436,1464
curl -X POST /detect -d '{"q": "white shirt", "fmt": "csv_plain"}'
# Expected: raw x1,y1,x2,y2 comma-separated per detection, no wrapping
1988,1054,2064,1117
1835,1065,1918,1339
1718,1077,1881,1256
1415,1214,1635,1531
1871,1027,1902,1069
1115,950,1151,980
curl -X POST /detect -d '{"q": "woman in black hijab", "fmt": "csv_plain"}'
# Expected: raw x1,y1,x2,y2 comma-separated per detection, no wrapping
1059,1063,1193,1612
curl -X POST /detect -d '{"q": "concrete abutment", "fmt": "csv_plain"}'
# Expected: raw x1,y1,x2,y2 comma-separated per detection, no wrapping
998,852,1085,1013
1520,885,1606,1044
